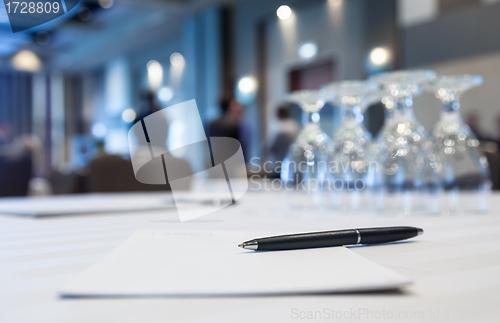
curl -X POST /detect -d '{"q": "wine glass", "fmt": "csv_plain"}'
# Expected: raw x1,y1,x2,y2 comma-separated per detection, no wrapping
322,80,379,211
427,75,491,213
281,90,331,208
370,70,443,214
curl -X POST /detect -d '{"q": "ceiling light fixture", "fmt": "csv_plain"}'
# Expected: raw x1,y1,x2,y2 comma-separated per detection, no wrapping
298,42,318,60
170,53,185,67
92,123,107,138
147,60,163,90
158,86,174,102
369,47,391,66
98,0,114,9
122,109,136,123
11,50,42,72
277,5,292,20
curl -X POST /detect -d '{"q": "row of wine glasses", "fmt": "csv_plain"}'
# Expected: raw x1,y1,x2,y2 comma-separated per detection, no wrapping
281,70,491,215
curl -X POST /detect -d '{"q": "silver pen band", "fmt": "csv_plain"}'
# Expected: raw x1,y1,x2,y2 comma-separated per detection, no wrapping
355,229,361,244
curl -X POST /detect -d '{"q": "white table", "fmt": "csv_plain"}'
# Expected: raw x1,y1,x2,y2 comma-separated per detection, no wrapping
1,191,500,322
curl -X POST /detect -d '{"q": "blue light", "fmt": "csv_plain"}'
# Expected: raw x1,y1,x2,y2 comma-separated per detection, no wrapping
235,75,258,105
311,112,320,123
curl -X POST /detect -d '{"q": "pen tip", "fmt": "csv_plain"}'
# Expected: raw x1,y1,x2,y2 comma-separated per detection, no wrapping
417,228,424,236
238,241,258,250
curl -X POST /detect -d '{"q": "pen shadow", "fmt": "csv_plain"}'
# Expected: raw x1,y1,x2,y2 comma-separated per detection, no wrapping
347,240,417,249
238,240,418,253
60,288,411,300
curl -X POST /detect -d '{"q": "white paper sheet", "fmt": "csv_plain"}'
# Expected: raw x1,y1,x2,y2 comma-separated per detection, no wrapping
0,194,176,217
0,194,180,217
60,229,411,297
0,193,235,218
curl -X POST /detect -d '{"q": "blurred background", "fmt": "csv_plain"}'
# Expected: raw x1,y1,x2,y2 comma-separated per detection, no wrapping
1,0,500,196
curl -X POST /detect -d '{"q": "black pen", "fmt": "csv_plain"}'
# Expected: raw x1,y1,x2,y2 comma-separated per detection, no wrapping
238,226,423,251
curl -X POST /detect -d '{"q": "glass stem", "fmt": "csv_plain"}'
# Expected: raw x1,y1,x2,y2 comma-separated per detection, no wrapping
391,96,416,121
441,99,461,112
341,104,358,122
302,111,314,125
440,101,463,123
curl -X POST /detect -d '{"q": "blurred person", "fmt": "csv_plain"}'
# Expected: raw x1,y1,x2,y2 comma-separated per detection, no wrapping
270,105,299,164
13,135,45,177
495,116,500,144
209,93,251,162
135,91,161,122
95,140,107,157
465,112,488,141
0,123,13,147
0,134,41,197
264,104,300,178
0,134,44,176
14,135,51,195
110,92,193,192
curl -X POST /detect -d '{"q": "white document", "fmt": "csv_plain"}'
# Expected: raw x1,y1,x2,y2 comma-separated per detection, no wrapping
0,194,176,217
60,229,411,297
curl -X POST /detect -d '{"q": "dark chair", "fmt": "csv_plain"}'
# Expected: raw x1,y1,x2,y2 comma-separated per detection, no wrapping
0,154,32,197
479,141,500,190
88,154,171,193
49,170,79,194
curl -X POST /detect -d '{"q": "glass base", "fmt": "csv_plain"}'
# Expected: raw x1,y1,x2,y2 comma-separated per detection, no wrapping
441,188,490,215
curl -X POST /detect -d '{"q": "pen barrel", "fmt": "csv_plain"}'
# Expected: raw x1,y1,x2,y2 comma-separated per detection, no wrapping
250,227,421,250
358,227,420,244
256,230,359,250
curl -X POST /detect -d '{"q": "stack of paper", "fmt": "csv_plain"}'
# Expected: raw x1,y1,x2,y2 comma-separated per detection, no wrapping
60,229,411,297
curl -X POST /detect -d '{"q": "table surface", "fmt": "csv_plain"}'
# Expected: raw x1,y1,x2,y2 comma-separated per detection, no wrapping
1,191,500,323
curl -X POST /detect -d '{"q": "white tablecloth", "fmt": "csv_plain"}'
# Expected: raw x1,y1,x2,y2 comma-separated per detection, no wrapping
1,191,500,322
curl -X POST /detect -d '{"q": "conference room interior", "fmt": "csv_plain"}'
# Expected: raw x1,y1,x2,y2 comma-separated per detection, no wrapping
3,1,500,322
1,0,500,197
